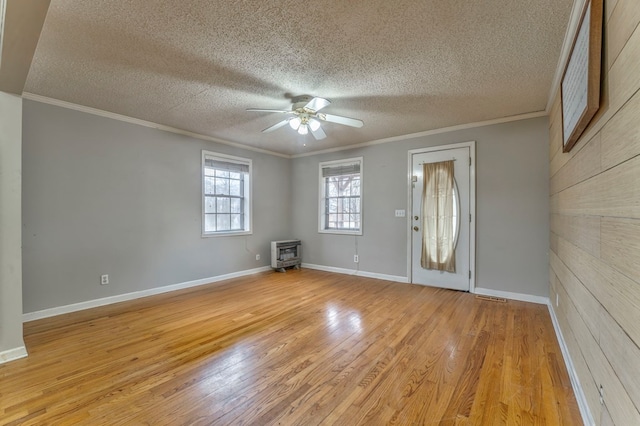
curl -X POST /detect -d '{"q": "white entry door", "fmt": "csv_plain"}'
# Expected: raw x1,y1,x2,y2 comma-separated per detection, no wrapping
411,145,472,291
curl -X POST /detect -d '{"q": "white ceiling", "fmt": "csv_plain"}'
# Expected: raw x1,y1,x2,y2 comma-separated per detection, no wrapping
21,0,573,156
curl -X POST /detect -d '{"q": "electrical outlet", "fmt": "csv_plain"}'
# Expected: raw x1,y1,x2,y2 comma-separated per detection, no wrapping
100,274,109,285
395,209,406,217
354,255,359,263
256,254,260,261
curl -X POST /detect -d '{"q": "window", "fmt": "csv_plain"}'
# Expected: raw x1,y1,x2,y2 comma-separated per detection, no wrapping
202,151,251,236
319,157,363,235
421,160,457,272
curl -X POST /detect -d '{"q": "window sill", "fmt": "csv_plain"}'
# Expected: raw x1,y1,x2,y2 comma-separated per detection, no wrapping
318,229,362,236
202,230,252,238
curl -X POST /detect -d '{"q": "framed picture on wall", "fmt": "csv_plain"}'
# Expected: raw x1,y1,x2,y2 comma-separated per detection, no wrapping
560,0,603,153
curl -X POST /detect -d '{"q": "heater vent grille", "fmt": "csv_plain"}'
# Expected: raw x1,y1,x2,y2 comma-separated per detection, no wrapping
475,295,507,303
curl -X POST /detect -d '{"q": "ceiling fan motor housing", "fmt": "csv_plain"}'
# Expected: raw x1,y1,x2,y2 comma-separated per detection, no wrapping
291,95,314,104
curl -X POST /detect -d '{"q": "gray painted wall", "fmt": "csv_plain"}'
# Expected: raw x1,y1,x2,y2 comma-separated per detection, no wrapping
291,117,550,297
22,100,292,313
21,102,549,315
1,92,25,357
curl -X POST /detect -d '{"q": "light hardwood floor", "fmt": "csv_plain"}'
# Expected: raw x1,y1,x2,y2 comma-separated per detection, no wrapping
1,270,581,425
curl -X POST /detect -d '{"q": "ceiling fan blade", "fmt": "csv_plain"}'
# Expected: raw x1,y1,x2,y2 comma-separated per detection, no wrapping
304,97,331,112
247,108,293,114
310,125,327,140
318,113,364,128
262,119,291,133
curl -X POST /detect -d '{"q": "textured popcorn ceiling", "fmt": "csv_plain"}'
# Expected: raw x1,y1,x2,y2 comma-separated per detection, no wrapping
25,0,573,155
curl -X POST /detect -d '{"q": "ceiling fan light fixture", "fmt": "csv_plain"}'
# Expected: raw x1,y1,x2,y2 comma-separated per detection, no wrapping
289,117,301,130
308,118,321,132
248,96,363,141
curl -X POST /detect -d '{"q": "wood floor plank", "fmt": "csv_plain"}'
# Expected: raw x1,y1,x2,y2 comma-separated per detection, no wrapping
0,270,582,425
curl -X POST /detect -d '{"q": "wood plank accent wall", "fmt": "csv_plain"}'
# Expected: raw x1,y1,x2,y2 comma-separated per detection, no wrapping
549,1,640,424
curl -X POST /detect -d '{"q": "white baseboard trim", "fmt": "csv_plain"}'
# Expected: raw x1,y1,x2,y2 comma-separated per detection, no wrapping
473,287,549,305
23,266,272,322
0,346,28,364
302,263,409,283
547,303,593,426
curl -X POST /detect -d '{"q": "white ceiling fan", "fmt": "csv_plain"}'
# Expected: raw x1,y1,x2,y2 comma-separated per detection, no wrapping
247,96,363,140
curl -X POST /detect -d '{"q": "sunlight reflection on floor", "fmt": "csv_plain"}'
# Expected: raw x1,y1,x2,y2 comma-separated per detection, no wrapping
325,303,363,334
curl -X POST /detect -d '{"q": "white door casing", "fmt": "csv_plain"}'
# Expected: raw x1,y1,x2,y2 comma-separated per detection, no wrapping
408,142,475,291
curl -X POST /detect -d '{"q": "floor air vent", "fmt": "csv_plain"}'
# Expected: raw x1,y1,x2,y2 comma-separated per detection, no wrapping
475,295,507,303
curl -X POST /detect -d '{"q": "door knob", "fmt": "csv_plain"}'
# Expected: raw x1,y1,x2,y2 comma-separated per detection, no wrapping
413,226,419,231
414,216,419,220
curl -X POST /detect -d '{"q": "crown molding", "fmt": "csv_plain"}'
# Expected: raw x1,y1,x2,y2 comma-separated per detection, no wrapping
21,93,290,159
23,93,546,160
290,111,546,158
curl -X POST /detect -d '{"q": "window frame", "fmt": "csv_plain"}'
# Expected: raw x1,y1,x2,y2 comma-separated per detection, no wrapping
318,157,363,235
201,150,252,237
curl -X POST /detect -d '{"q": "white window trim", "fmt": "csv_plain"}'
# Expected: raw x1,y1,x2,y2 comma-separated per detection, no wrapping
202,150,252,237
318,157,363,236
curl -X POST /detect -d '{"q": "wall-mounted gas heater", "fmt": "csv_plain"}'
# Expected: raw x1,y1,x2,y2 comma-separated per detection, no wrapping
271,240,301,272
